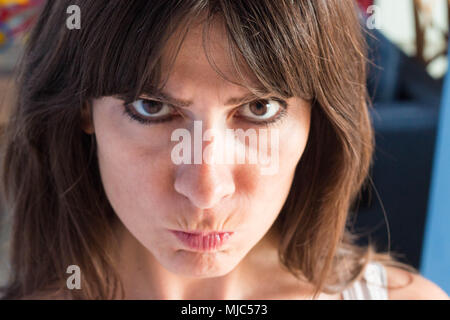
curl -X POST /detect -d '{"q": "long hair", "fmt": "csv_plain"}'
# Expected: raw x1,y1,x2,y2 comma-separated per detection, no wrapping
0,0,417,299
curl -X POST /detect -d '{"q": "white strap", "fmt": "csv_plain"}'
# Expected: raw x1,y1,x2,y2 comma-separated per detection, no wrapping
364,262,389,299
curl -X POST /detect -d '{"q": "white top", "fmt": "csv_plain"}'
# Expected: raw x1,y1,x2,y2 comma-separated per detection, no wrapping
341,262,389,300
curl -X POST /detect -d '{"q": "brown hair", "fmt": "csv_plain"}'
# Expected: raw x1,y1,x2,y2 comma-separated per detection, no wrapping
0,0,417,299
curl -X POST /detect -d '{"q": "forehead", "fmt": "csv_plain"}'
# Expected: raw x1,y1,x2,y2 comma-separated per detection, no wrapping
160,17,260,92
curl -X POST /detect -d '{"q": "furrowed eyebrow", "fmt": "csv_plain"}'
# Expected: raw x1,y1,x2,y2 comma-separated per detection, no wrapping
140,89,273,108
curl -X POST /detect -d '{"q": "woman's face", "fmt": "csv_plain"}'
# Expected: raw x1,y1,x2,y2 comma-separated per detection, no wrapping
89,20,311,278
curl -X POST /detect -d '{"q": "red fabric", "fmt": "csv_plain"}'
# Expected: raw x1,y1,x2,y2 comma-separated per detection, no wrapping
356,0,374,12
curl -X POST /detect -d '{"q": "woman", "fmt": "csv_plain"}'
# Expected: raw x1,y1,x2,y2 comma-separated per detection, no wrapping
0,0,448,300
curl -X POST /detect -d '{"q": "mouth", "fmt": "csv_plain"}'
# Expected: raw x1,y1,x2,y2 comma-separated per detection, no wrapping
170,230,234,252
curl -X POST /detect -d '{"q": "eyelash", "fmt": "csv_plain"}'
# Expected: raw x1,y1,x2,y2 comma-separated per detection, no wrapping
122,97,289,128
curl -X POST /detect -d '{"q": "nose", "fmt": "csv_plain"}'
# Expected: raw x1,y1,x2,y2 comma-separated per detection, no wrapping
174,163,236,209
173,129,236,209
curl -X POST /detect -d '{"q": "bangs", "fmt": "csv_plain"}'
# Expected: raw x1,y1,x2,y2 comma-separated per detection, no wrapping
76,0,208,102
69,0,317,105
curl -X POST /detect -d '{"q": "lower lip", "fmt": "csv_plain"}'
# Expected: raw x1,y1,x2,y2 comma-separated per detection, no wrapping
171,231,233,251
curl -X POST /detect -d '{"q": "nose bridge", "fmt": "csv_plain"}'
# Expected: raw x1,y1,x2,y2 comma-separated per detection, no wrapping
173,121,236,209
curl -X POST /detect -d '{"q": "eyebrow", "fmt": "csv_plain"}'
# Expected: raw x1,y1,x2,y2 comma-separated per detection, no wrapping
141,89,272,108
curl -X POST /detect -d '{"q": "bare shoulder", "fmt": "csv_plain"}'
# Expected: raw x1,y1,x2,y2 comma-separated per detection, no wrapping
384,266,449,300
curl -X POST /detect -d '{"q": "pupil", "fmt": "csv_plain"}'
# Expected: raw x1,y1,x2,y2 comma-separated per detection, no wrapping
250,101,268,116
143,101,163,114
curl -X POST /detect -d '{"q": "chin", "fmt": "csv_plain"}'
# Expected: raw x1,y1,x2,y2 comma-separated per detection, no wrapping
166,250,240,278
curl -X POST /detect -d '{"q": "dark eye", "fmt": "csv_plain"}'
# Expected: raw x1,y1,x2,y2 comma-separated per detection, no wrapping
237,99,284,121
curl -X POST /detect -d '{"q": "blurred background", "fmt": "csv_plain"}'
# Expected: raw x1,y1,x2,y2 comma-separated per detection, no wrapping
353,0,450,295
0,0,449,295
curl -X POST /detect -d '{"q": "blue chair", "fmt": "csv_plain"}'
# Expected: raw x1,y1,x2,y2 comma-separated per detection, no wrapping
420,55,450,295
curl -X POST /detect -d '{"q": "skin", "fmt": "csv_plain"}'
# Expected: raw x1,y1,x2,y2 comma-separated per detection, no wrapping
81,18,449,300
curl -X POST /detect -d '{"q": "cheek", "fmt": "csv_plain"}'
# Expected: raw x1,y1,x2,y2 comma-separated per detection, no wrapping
260,116,310,207
97,145,169,212
235,122,310,228
280,125,309,173
93,107,175,222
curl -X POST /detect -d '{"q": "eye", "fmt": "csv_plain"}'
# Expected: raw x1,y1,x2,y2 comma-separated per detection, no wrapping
236,99,286,122
130,99,173,118
123,99,178,124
